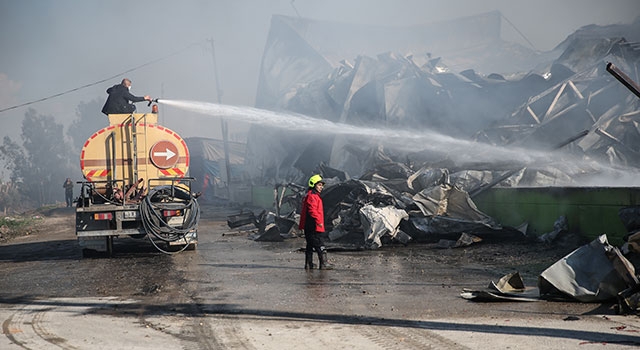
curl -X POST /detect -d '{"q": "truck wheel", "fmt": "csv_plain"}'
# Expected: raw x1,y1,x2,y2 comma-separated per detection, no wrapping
82,248,95,258
106,236,113,257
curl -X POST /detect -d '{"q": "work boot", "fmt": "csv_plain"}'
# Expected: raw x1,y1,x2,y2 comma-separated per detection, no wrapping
318,248,334,270
304,251,315,270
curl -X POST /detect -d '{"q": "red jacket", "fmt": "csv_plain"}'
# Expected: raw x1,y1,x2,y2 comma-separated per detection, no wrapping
299,188,325,233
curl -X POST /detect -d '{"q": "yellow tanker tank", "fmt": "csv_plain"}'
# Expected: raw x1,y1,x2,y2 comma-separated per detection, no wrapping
76,111,198,257
80,113,189,186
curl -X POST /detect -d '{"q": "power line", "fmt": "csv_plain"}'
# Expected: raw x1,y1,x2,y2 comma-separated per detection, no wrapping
290,0,301,18
500,13,538,51
0,40,204,114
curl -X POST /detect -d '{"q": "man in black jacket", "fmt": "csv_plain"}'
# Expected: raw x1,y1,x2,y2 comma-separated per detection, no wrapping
101,78,152,115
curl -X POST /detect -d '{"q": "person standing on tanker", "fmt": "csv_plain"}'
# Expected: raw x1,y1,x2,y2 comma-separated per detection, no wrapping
101,78,152,115
299,174,334,270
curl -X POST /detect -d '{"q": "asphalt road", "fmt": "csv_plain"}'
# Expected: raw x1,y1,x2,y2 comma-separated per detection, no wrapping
0,206,639,349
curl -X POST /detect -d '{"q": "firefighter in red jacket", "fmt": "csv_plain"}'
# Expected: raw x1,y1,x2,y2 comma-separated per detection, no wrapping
299,174,334,270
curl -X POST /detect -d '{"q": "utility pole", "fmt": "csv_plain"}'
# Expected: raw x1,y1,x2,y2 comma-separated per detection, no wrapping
208,38,232,200
159,82,164,125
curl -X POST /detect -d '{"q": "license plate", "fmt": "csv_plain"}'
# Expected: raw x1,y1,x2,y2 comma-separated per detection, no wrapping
168,216,183,226
124,211,139,219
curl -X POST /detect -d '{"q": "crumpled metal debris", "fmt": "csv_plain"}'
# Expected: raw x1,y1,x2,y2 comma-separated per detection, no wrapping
463,234,640,310
227,210,257,229
246,16,640,260
319,177,515,249
622,231,640,255
248,16,640,189
412,184,498,226
618,284,640,314
461,272,539,301
227,209,297,242
359,204,410,249
538,215,568,243
539,234,635,302
437,232,482,249
252,223,284,242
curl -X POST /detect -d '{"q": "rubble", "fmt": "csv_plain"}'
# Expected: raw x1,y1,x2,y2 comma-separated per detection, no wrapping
246,14,640,187
538,215,568,243
539,234,631,302
242,14,639,241
622,231,640,255
230,170,526,249
227,210,257,229
437,232,482,249
462,234,640,313
461,272,539,302
229,14,640,308
358,204,410,249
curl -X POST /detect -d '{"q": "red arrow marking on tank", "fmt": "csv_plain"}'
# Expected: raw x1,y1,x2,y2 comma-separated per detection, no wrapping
150,140,180,169
153,148,176,160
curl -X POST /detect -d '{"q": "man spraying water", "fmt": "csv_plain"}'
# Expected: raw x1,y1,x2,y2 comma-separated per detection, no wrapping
101,78,153,115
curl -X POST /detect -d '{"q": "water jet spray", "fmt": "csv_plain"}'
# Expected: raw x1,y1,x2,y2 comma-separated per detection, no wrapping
156,99,640,187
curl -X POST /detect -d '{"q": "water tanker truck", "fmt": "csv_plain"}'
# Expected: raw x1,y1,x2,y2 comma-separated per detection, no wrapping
76,107,199,256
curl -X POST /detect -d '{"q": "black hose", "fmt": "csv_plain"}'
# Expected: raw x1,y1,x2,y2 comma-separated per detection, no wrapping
140,185,200,254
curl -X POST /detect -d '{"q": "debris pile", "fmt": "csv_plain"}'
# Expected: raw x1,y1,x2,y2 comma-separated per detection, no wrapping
462,233,640,315
228,14,640,311
248,15,640,186
460,203,640,314
231,162,526,249
234,15,640,250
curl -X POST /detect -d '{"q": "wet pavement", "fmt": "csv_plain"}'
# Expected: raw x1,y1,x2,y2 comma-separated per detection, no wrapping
0,206,639,349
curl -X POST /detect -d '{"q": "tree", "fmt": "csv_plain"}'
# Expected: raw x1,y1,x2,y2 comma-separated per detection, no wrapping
0,181,24,214
0,137,29,210
0,136,27,183
0,108,73,207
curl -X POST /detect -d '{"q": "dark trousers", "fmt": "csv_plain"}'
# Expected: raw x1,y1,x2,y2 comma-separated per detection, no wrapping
305,230,324,254
65,192,73,207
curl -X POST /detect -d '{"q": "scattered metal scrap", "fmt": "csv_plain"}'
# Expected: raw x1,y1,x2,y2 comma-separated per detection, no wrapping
359,204,410,249
226,208,298,242
460,202,640,312
462,234,640,314
537,215,568,244
227,210,257,229
461,272,539,302
437,232,482,249
227,171,524,248
607,62,640,99
539,235,632,302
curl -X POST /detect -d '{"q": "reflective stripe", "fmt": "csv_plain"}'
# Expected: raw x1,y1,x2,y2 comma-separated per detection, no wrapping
159,168,185,177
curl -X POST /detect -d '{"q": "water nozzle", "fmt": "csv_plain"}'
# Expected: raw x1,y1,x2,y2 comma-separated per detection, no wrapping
147,98,159,107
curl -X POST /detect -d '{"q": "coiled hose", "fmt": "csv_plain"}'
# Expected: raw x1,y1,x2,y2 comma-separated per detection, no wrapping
140,185,200,254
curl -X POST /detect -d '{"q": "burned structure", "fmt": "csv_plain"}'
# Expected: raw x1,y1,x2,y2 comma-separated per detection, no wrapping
226,13,640,311
238,12,640,243
236,12,640,243
248,13,640,185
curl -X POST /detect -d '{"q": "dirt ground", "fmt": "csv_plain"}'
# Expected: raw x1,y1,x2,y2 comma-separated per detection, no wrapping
1,205,639,349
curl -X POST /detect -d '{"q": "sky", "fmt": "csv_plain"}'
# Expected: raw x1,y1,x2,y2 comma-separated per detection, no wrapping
0,0,638,156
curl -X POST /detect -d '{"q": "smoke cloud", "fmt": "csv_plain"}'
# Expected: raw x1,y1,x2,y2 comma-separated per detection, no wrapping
0,0,638,181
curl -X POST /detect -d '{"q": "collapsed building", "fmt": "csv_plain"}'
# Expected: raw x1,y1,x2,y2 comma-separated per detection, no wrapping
238,12,640,241
248,13,640,183
226,12,640,311
247,11,549,180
